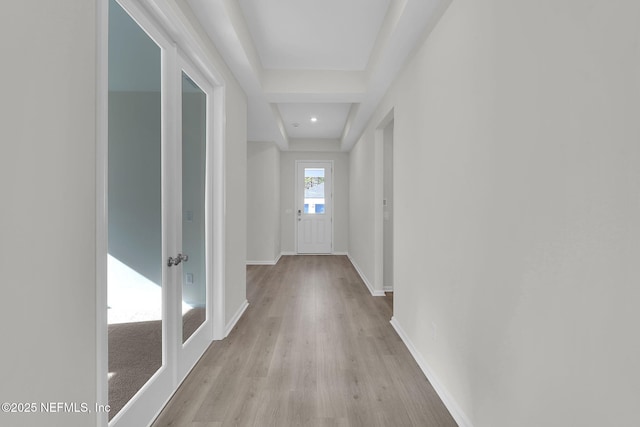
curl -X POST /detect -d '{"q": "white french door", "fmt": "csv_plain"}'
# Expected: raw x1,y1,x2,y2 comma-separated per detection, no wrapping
296,161,333,254
104,1,218,426
107,1,173,425
175,61,214,382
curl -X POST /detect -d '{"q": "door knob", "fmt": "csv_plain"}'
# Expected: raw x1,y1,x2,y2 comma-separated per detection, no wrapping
168,253,189,267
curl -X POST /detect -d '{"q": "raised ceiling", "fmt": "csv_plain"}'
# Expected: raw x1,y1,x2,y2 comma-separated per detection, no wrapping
238,0,391,71
278,103,352,139
186,0,447,150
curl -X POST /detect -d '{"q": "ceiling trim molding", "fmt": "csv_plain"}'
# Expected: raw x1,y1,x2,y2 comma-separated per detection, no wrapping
186,0,452,150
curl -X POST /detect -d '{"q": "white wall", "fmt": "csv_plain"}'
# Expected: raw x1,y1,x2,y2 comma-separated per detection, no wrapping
0,2,98,427
350,1,640,426
349,128,377,288
280,151,349,254
217,87,246,330
222,81,248,326
247,142,281,264
288,138,341,152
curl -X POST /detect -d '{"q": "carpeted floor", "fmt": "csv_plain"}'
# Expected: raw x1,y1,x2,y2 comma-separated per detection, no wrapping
108,307,206,419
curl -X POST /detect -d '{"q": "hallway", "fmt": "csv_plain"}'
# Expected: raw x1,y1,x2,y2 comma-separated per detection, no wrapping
152,256,457,427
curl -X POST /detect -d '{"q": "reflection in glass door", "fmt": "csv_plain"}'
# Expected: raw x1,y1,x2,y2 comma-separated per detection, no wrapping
181,72,207,343
107,0,163,420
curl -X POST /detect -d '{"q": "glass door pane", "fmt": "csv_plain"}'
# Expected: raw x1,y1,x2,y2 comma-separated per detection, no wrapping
107,0,162,419
304,168,326,214
181,72,207,343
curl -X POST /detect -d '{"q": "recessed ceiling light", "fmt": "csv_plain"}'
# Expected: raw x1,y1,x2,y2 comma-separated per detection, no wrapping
310,117,318,123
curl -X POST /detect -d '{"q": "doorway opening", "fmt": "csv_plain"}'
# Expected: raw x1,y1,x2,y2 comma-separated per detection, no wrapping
383,120,394,293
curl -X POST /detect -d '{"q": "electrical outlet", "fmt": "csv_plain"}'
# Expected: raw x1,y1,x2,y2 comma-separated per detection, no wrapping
185,273,194,285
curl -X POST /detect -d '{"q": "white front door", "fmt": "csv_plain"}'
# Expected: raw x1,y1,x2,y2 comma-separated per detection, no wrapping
296,161,333,253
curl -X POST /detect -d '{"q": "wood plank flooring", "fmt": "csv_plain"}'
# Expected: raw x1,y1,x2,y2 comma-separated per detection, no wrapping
152,255,457,427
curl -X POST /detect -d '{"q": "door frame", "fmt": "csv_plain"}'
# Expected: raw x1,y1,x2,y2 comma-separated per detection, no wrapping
382,118,394,293
295,160,334,254
96,1,227,426
374,108,395,295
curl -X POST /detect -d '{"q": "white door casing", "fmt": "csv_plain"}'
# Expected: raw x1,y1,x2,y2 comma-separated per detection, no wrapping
296,161,333,254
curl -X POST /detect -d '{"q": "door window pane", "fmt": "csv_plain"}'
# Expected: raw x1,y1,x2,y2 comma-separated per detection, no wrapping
108,0,162,419
304,168,325,214
181,72,207,343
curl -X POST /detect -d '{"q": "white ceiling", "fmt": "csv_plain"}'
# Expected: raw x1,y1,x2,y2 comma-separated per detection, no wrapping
238,0,390,71
278,103,352,139
186,0,447,150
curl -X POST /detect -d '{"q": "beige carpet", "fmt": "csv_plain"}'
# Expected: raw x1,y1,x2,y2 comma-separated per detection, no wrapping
108,308,205,419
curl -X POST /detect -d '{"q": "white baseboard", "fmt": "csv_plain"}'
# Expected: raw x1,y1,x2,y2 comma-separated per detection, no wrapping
246,252,282,266
347,254,385,297
225,299,249,337
280,251,349,257
383,285,394,292
390,317,473,427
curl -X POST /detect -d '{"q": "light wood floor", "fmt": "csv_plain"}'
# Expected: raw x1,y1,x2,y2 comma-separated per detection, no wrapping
152,255,457,427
